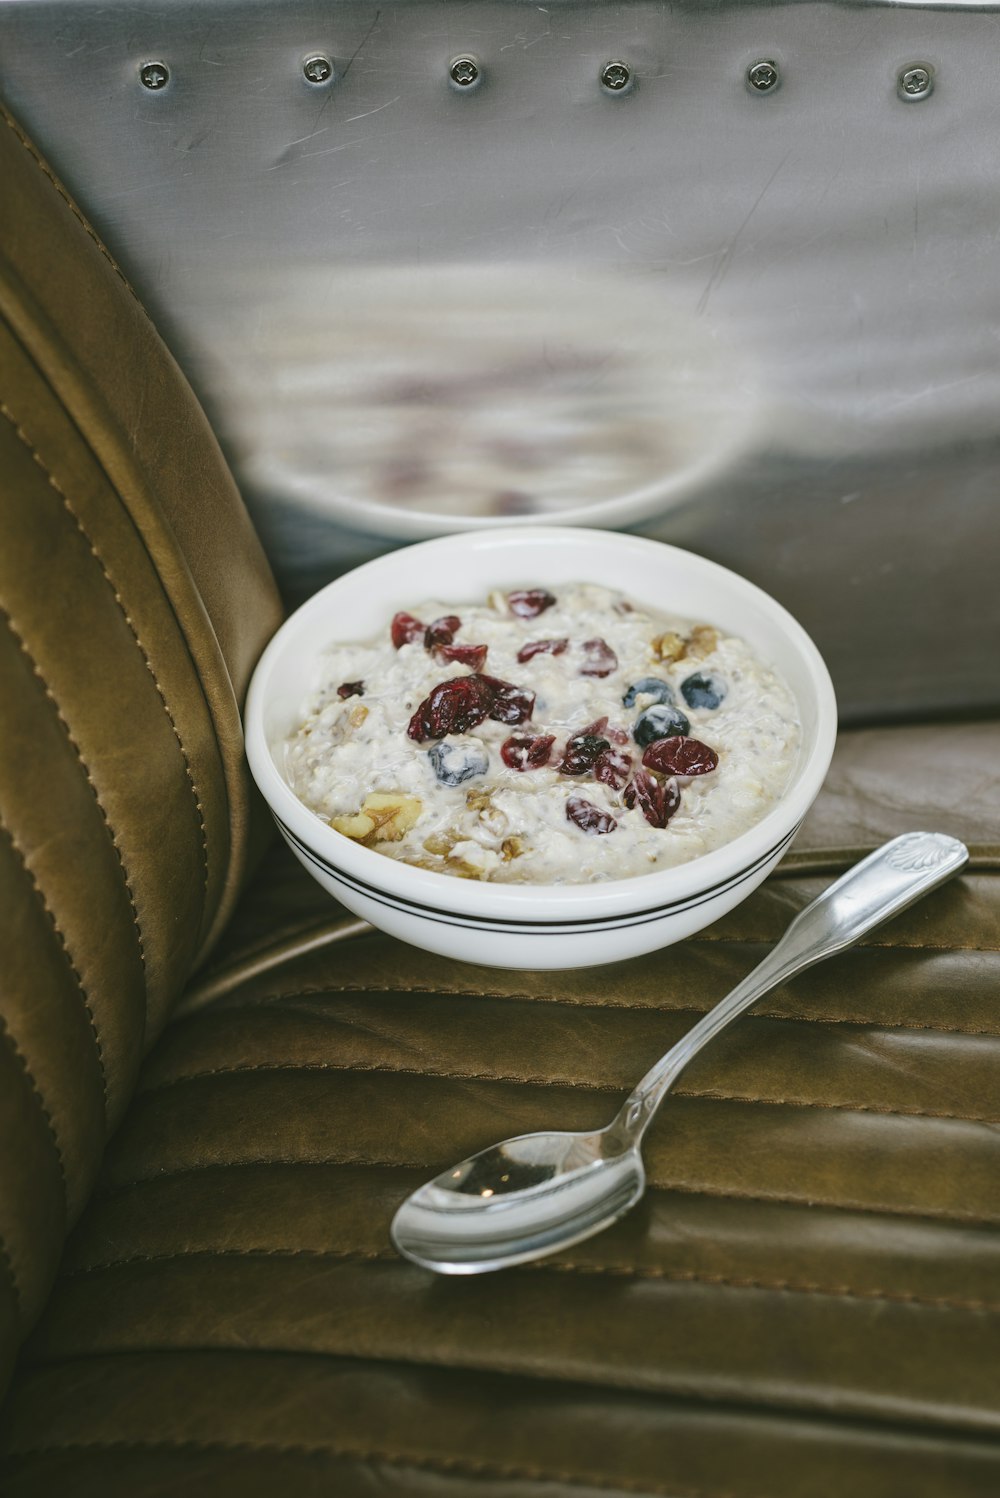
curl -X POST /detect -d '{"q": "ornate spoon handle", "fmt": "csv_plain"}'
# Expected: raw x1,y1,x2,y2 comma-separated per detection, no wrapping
617,832,969,1139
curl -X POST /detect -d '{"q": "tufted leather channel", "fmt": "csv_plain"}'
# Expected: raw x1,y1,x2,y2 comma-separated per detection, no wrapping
0,722,998,1497
0,104,282,1392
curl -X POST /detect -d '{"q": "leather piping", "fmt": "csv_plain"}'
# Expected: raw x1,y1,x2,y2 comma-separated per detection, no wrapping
0,403,211,917
0,1437,744,1498
176,918,371,1017
91,1159,1000,1229
55,1246,1000,1316
0,812,108,1115
0,604,146,989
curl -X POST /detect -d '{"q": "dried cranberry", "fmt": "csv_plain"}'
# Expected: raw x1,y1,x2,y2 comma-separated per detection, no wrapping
391,611,425,648
566,796,617,836
559,733,611,776
594,745,632,790
507,589,557,618
501,733,555,771
582,715,629,745
336,680,364,700
517,637,569,664
436,643,488,672
479,674,535,725
407,675,495,742
623,769,681,828
579,637,618,678
424,614,462,650
642,736,719,777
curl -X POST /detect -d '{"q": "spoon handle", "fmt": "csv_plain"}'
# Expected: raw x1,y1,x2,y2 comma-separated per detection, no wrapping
617,831,969,1140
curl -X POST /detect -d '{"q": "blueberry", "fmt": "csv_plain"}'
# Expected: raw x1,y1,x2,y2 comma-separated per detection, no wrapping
633,704,690,747
680,672,727,711
622,677,676,710
428,741,489,787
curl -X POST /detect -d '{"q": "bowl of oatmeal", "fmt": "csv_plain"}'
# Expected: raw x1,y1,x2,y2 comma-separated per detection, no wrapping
244,529,836,969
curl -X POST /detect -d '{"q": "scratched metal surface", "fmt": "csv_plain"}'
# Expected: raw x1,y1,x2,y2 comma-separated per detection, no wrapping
1,0,998,719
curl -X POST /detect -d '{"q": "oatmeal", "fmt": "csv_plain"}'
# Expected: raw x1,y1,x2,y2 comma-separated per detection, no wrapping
285,584,802,884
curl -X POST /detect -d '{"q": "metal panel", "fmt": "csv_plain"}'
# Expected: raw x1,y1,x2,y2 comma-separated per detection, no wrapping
2,0,998,718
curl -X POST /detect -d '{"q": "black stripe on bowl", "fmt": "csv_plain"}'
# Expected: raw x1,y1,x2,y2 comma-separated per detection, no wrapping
273,815,799,936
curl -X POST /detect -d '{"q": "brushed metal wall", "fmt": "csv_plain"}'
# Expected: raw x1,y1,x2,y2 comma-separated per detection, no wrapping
2,0,998,720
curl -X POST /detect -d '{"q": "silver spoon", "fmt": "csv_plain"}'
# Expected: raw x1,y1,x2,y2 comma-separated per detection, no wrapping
391,831,968,1275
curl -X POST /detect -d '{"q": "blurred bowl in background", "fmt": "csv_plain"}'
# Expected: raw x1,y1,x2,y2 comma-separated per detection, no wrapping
225,264,761,539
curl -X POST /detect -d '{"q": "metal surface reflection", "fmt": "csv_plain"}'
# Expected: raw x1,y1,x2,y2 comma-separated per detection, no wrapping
2,0,999,718
207,263,759,538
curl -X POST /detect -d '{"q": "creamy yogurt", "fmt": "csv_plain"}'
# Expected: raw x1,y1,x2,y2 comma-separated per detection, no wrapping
285,584,801,884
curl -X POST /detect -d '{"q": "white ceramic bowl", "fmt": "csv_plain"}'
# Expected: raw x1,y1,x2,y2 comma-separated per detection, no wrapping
244,528,837,970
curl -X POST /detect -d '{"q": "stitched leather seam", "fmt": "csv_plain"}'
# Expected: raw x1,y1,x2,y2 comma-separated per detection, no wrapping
0,809,109,1113
185,891,998,1005
133,1062,1000,1126
0,404,211,911
0,1009,67,1196
1,105,138,301
0,606,146,1002
0,1229,23,1316
542,1259,1000,1313
63,1245,397,1277
241,986,1000,1040
57,1245,1000,1316
0,1439,738,1498
92,1160,1000,1228
137,1060,615,1097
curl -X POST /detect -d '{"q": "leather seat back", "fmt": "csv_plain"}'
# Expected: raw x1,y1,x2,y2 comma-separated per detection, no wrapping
0,102,282,1393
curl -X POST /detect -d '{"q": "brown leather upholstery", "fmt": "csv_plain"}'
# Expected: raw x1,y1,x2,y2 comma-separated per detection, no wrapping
1,721,999,1497
3,104,1000,1498
0,103,282,1391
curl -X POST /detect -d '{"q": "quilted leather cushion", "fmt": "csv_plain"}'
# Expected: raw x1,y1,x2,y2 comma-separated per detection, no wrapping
2,722,999,1497
0,104,282,1391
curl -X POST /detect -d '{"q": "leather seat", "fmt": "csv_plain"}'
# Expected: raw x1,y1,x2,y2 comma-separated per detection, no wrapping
2,104,999,1496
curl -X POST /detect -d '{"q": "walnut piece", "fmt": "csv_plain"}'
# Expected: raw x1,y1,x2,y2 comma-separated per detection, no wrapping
331,792,422,844
685,624,719,658
650,624,719,664
329,810,377,840
349,704,369,728
423,831,457,857
650,630,685,664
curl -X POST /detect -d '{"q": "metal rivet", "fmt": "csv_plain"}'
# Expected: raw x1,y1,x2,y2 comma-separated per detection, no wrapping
747,59,779,93
449,56,480,88
899,64,933,100
303,55,333,85
139,61,169,91
601,61,631,92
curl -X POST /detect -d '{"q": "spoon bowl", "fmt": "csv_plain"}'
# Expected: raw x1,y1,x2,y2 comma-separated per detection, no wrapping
391,1131,644,1274
391,832,969,1275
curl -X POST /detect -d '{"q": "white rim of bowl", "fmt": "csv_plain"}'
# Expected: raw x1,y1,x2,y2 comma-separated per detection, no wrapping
244,529,838,923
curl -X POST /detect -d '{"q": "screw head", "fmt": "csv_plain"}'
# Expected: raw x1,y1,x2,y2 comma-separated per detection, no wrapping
747,59,779,93
899,64,933,100
601,61,631,92
139,61,169,91
303,55,333,85
450,56,480,88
